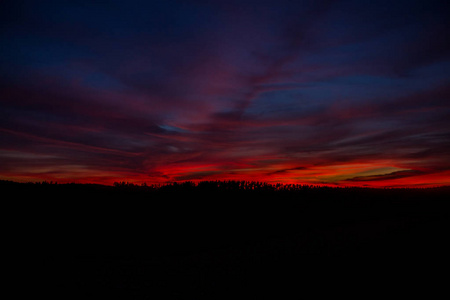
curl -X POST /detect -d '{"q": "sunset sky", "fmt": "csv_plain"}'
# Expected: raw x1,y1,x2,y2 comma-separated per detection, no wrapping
1,0,449,187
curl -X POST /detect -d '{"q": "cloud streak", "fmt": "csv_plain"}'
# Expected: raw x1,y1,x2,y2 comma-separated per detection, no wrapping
1,0,449,186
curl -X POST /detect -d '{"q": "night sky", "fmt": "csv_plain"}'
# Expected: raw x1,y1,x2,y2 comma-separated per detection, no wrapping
1,0,449,187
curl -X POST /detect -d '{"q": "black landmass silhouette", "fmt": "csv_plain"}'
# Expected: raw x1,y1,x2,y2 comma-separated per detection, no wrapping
4,180,450,297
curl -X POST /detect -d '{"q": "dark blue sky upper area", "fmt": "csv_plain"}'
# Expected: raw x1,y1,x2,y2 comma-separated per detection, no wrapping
1,0,449,185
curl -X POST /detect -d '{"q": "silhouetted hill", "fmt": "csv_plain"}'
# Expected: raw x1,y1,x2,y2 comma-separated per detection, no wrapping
4,180,450,297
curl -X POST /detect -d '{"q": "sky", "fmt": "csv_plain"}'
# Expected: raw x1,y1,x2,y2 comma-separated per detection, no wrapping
1,0,449,187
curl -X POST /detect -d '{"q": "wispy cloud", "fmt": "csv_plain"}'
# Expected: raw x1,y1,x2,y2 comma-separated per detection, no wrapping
1,0,449,186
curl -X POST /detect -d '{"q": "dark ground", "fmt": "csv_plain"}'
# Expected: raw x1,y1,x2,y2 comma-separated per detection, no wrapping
4,180,450,297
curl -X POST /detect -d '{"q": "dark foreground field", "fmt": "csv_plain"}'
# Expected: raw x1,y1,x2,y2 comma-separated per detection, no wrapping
4,180,450,297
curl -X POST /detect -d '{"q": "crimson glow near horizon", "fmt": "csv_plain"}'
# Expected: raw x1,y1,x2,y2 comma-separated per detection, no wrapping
1,0,450,187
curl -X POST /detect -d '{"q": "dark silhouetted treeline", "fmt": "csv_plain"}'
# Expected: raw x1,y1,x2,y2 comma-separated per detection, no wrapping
4,179,450,297
4,178,450,196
